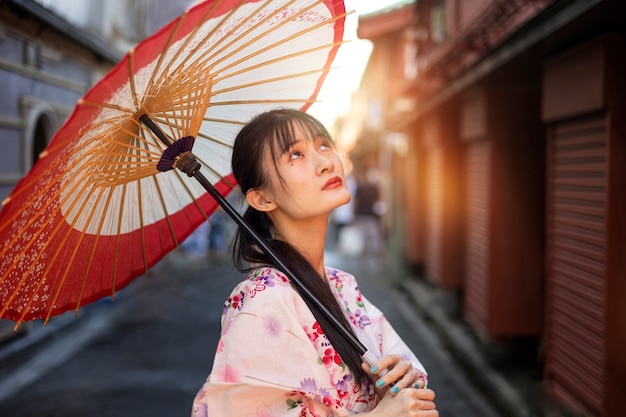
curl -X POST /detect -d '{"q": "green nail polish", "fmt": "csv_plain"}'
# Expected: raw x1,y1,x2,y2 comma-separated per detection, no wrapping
391,386,399,394
370,365,378,373
376,379,384,388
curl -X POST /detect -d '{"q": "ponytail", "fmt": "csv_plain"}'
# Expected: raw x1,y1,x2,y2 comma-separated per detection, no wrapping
232,206,370,384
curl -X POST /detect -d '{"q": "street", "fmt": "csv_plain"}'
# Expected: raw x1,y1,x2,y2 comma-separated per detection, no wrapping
0,249,503,416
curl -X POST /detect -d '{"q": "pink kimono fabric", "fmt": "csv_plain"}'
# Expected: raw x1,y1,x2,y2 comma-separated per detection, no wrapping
192,266,427,416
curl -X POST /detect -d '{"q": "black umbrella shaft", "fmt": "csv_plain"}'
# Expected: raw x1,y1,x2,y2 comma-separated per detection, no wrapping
193,170,367,356
138,114,366,356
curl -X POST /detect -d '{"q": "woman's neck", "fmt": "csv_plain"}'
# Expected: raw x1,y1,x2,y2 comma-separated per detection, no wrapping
272,215,328,276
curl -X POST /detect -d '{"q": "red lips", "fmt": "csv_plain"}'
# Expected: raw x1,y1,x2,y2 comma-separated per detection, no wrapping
323,176,343,190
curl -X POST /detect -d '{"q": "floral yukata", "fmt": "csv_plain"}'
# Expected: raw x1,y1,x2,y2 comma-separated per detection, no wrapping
192,266,427,416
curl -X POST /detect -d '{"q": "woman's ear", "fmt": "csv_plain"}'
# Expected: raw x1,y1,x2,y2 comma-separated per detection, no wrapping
246,189,276,212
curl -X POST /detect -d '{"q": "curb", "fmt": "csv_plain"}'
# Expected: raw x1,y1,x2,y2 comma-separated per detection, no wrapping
402,278,536,417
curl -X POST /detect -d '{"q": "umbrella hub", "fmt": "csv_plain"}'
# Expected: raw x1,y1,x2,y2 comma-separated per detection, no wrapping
173,150,201,177
155,135,200,177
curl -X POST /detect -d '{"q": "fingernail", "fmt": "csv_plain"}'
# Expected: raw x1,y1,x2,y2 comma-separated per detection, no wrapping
376,379,385,388
391,386,399,394
414,383,420,389
370,365,378,373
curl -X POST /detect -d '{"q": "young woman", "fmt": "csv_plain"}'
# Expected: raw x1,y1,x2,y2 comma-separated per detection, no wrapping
192,109,438,416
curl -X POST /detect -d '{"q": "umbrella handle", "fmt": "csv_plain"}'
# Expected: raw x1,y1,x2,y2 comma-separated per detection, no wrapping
139,115,370,359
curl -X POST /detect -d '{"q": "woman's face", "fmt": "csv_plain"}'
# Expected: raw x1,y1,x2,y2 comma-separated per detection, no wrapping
260,124,351,222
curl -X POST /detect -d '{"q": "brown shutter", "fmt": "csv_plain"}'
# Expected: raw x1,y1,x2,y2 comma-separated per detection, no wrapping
545,115,607,416
464,139,490,334
425,146,443,284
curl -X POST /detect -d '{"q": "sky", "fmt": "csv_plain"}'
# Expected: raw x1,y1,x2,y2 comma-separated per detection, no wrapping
308,0,407,126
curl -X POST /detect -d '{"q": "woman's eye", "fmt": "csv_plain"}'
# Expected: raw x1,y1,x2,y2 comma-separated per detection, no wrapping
289,150,303,160
320,141,331,151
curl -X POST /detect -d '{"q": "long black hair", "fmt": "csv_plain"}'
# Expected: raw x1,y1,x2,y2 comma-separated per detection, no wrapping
231,108,369,384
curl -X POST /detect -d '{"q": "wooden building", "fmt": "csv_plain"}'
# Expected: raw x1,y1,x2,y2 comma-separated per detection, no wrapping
355,0,626,415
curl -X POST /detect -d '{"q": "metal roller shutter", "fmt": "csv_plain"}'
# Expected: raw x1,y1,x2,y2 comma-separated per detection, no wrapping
546,115,607,416
464,139,490,334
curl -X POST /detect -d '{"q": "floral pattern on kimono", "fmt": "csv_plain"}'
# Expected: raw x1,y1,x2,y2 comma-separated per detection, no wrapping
192,266,427,417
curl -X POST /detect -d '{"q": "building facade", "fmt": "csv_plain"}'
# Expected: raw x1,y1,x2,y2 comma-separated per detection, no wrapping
354,0,625,416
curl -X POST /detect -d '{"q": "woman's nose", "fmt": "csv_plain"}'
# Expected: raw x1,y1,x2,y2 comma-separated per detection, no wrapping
316,151,334,174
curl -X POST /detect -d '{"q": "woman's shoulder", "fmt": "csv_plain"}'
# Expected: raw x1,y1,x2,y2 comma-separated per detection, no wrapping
224,267,295,311
325,266,358,287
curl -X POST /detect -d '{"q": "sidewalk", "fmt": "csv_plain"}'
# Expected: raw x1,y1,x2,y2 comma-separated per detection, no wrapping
401,277,543,417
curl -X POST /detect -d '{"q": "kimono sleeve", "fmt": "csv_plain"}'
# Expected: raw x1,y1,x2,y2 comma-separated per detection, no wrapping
192,276,345,417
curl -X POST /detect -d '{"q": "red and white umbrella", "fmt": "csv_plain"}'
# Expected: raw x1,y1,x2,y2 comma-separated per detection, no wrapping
0,0,348,329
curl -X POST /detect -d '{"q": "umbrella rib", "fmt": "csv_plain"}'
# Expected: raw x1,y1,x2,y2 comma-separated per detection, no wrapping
136,179,149,275
212,41,344,85
195,130,233,149
151,175,180,249
112,183,128,298
158,0,237,85
210,98,317,106
79,98,135,115
141,6,190,110
208,10,343,82
165,0,259,81
174,169,211,221
128,49,139,109
213,67,331,96
74,186,115,315
201,116,246,126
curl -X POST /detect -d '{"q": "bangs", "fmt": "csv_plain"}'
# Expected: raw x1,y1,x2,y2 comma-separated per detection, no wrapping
265,111,334,167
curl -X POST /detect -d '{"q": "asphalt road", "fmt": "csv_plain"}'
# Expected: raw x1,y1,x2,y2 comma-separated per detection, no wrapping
0,249,503,417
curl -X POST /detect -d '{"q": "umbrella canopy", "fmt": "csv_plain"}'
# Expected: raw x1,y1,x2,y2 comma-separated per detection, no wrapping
0,0,347,327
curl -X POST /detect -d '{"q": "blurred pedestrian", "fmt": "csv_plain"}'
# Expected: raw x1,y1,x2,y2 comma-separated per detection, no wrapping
330,172,356,248
354,168,385,258
192,109,437,416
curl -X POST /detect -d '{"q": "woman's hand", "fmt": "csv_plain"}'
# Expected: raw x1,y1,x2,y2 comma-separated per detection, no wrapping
366,386,438,417
362,354,427,396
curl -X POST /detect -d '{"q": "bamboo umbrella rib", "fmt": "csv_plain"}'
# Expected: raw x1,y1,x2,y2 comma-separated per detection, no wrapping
212,41,345,85
137,179,149,276
74,185,116,315
151,175,180,250
173,168,211,222
155,0,240,98
213,67,330,96
78,99,135,116
140,7,189,111
166,0,258,82
128,50,139,110
113,123,165,154
205,4,340,81
200,116,246,126
163,86,184,140
40,114,139,158
191,0,302,78
189,70,213,137
112,183,128,299
209,98,317,106
194,131,233,150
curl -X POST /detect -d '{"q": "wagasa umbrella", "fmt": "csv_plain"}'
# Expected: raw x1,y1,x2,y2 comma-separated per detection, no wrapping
0,0,380,366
